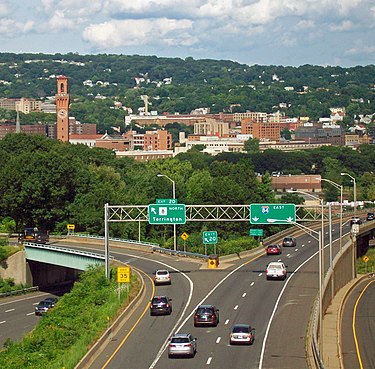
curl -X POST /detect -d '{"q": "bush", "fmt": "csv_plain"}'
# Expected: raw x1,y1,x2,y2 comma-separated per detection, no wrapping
0,265,141,369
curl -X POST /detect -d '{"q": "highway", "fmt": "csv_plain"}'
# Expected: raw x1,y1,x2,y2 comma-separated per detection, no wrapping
341,277,375,369
0,219,370,369
0,292,61,346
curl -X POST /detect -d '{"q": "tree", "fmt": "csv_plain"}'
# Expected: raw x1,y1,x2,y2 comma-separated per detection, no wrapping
243,138,260,153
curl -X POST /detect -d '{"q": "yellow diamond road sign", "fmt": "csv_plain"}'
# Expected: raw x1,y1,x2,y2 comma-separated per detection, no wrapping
181,232,189,240
117,266,131,283
363,256,369,263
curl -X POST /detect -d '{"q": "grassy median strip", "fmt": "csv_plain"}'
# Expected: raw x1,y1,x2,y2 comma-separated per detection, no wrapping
0,265,141,369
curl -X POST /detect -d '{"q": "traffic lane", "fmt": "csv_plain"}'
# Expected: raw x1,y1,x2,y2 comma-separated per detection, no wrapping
341,278,375,369
153,254,289,369
261,250,319,369
89,254,196,369
0,292,60,345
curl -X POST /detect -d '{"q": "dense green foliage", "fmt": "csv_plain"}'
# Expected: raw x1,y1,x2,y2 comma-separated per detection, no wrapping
0,265,140,369
0,53,374,134
0,133,374,250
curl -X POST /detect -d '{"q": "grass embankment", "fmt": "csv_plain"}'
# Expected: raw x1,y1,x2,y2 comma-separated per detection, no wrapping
357,247,375,274
0,265,141,369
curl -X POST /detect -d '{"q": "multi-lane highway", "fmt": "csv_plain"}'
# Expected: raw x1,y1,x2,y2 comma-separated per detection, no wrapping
0,219,368,369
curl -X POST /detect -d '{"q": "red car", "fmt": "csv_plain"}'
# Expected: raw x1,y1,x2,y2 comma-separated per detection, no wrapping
266,244,282,255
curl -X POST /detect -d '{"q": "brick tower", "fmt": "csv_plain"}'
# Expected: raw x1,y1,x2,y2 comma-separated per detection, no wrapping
55,75,70,142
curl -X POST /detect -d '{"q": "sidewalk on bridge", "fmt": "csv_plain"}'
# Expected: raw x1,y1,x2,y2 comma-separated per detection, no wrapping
322,275,367,369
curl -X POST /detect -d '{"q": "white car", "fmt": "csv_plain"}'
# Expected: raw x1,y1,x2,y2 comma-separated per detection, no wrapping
266,261,287,280
153,269,171,285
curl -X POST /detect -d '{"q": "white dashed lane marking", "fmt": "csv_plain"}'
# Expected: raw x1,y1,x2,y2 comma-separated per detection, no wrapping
242,293,246,297
216,337,221,344
234,305,239,310
207,357,212,365
5,309,15,313
250,282,255,286
225,319,229,325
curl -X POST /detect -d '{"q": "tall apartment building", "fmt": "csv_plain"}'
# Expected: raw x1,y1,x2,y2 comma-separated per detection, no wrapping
194,118,229,137
0,98,41,113
241,119,281,142
144,130,172,150
234,112,268,123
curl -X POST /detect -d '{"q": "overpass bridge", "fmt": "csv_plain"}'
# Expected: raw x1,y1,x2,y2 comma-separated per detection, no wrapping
23,242,107,288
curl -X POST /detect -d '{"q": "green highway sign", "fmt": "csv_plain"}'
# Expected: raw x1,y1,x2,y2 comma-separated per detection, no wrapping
250,229,263,236
203,231,218,244
250,203,296,225
148,204,186,224
156,198,178,204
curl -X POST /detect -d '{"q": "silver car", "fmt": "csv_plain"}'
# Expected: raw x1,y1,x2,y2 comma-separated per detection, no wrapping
168,333,197,358
153,269,171,285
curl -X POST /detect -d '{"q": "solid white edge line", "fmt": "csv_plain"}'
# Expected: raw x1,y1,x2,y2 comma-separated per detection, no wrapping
258,230,350,369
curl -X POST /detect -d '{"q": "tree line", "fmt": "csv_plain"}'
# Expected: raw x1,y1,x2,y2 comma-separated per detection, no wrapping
0,133,374,249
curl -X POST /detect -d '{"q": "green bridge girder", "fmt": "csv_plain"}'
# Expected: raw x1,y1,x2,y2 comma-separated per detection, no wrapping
24,243,105,271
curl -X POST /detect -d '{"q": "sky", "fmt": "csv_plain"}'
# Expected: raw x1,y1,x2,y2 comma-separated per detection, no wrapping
1,0,374,67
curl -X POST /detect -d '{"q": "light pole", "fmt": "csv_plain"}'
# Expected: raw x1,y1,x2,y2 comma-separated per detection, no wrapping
340,172,357,217
287,189,324,355
156,174,177,251
318,178,343,256
341,172,358,279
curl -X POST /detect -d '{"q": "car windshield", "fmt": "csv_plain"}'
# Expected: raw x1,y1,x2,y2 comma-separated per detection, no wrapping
232,325,250,333
157,270,168,275
38,301,51,307
197,307,213,314
171,337,190,343
152,297,167,304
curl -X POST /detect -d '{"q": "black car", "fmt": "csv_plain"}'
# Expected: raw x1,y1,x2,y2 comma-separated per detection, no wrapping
366,212,374,221
282,236,296,247
194,304,219,327
35,300,56,315
150,296,172,316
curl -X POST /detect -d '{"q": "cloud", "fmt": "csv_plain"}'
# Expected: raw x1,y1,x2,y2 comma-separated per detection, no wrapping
346,44,375,55
0,18,34,36
82,18,194,49
329,20,355,32
0,2,11,17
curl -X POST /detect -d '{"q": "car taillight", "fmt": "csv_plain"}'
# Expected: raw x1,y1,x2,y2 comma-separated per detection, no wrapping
266,269,268,273
169,344,176,347
194,314,198,318
211,314,215,318
185,343,192,347
166,304,169,308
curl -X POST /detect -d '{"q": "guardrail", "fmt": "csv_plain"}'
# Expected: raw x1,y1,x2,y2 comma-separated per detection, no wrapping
24,242,111,260
151,246,209,260
0,286,39,299
71,233,160,249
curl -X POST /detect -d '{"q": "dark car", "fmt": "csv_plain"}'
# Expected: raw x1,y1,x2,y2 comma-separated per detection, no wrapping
282,236,296,247
43,297,58,307
150,296,172,316
350,217,362,225
35,300,55,315
266,244,282,255
194,304,219,327
366,212,374,221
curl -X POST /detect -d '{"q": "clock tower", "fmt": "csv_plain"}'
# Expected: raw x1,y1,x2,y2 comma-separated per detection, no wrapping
55,75,70,142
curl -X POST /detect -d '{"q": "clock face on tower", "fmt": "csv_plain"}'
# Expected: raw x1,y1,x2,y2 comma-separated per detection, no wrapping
58,109,67,118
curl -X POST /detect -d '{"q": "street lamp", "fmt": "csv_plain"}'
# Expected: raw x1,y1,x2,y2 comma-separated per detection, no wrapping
340,172,357,217
287,189,324,355
156,173,177,251
317,178,343,256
